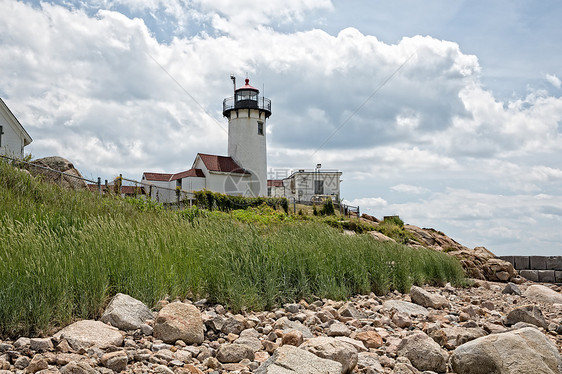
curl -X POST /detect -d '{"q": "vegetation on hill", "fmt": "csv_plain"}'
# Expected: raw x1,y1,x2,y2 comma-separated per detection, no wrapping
0,160,465,338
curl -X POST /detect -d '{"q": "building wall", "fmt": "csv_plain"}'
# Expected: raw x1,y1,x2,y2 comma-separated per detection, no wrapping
143,180,176,203
227,109,267,196
180,177,205,193
283,172,342,202
0,115,25,158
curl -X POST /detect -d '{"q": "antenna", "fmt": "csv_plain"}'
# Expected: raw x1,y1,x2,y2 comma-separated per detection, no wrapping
230,73,236,93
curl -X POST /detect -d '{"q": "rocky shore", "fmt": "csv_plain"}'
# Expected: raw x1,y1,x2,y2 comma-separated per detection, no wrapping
1,280,561,374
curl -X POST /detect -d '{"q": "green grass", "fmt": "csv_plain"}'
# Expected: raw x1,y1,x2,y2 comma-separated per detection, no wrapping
0,160,466,338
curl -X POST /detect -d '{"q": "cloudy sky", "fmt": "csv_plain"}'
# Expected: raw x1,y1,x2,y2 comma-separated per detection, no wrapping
2,0,562,256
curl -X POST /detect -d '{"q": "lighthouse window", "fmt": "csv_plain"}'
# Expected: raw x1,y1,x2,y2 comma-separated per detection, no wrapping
257,122,264,135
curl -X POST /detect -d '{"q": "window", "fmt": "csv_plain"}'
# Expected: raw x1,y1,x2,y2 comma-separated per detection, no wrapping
257,122,264,135
314,180,324,195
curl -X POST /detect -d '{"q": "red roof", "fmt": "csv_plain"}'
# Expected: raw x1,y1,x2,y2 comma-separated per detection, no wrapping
171,168,205,180
143,172,173,181
196,153,248,174
267,179,284,187
236,78,259,92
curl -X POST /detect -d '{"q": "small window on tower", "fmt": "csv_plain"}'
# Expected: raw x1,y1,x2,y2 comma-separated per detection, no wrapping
257,122,264,135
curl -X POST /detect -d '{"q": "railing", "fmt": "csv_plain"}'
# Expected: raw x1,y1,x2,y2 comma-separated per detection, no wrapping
222,96,271,116
0,154,193,208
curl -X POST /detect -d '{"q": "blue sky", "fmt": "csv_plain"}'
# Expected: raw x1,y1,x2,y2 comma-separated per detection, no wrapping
1,0,562,255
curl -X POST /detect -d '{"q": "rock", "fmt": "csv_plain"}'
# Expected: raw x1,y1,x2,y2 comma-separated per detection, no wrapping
29,156,87,189
216,344,254,363
396,332,448,373
439,327,488,349
502,282,522,295
281,330,304,347
482,258,517,282
357,352,384,372
14,337,31,349
100,350,128,372
53,320,123,350
220,316,245,335
327,322,351,337
273,317,313,338
355,331,383,348
301,336,358,374
369,231,396,242
524,285,562,304
255,345,342,374
450,327,562,374
59,361,96,374
30,338,54,352
234,336,262,352
382,300,429,317
506,305,548,329
153,302,204,344
338,302,366,319
285,303,300,314
100,293,154,331
26,355,48,373
409,286,448,309
334,337,367,353
392,312,412,328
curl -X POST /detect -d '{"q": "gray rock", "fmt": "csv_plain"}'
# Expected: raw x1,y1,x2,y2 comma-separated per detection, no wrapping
285,303,301,314
100,293,154,331
523,285,562,304
234,336,262,352
506,305,547,329
357,352,384,372
100,350,128,372
255,345,342,374
30,338,54,352
153,302,204,344
382,300,429,317
220,316,245,335
217,344,255,363
338,302,366,319
274,317,313,338
397,332,448,373
59,361,97,374
53,320,124,350
450,327,562,374
409,286,448,309
502,282,522,295
327,322,351,337
301,336,358,374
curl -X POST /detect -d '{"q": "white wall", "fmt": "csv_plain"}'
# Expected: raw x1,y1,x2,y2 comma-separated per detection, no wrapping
181,177,205,192
283,172,342,202
227,109,268,196
0,116,25,158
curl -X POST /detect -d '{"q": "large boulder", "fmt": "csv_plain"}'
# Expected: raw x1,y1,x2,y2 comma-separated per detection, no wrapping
300,336,358,374
450,327,562,374
396,332,448,373
30,156,87,190
153,302,204,344
53,320,123,350
100,293,154,331
255,345,342,374
523,285,562,304
409,286,448,309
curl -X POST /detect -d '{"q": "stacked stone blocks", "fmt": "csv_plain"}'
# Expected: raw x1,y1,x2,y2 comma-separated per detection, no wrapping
500,256,562,283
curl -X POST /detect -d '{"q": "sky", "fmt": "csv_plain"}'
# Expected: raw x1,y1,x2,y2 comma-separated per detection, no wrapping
1,0,562,256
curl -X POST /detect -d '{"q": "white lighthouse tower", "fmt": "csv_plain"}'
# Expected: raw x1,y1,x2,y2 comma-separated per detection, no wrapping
222,77,272,196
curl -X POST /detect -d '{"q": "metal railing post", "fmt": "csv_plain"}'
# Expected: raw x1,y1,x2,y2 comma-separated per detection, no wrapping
97,177,101,195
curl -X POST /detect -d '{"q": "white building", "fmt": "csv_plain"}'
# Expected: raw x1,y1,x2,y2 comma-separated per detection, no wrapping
268,169,343,203
0,98,32,158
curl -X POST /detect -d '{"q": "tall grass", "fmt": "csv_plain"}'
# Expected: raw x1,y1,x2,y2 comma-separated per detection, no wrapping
0,160,465,337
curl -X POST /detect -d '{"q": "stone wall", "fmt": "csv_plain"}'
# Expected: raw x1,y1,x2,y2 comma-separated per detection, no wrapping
499,256,562,283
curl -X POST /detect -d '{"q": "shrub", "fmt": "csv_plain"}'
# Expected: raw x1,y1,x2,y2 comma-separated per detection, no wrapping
320,198,335,216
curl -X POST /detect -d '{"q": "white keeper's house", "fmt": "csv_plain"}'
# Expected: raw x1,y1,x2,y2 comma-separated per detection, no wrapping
0,98,32,158
142,77,342,203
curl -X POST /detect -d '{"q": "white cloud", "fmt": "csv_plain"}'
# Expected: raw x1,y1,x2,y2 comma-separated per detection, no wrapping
546,73,561,88
345,197,388,210
390,184,429,194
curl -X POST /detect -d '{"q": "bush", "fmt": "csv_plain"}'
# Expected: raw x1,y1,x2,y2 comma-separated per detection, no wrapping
193,190,288,213
320,198,335,216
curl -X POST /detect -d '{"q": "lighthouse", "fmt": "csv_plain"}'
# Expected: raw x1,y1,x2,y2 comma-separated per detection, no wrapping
222,77,272,196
